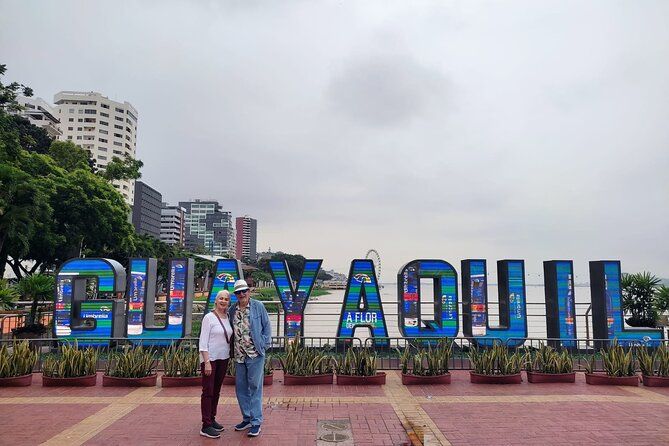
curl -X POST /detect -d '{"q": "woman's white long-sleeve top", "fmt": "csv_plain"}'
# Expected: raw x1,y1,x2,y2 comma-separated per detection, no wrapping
198,312,232,362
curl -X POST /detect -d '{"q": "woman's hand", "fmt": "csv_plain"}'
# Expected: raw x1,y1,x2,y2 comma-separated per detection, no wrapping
204,361,212,376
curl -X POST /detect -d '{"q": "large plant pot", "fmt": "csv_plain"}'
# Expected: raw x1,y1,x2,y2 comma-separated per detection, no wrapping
161,375,201,387
223,374,235,385
401,373,451,385
102,374,157,387
0,374,33,387
336,372,386,385
642,375,669,387
526,371,575,383
585,373,639,386
284,373,333,385
470,372,522,384
42,374,97,387
223,374,273,386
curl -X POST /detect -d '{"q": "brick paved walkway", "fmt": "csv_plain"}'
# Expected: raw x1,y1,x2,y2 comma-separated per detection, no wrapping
1,371,668,445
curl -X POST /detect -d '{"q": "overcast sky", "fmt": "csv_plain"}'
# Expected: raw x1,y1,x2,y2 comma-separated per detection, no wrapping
1,1,668,281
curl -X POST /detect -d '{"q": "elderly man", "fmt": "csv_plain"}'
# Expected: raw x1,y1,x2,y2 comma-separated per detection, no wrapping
229,279,272,437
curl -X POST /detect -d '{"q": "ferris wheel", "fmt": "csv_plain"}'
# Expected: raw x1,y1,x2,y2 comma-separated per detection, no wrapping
365,249,381,282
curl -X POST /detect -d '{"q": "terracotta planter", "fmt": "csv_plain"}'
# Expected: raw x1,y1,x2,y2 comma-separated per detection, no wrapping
336,372,386,385
42,374,97,387
585,373,639,386
102,374,157,387
526,371,575,383
161,375,201,387
401,373,451,385
283,373,333,385
223,374,235,385
642,375,669,387
0,374,33,387
470,372,522,384
223,374,273,386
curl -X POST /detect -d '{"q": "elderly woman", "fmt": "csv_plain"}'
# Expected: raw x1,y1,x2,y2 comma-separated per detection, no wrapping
199,290,233,439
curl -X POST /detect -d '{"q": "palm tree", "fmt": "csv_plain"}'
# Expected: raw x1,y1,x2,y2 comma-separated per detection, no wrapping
0,279,19,310
622,272,661,327
16,274,55,327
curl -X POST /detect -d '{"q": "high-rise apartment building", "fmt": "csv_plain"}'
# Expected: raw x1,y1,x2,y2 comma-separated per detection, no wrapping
235,216,257,262
160,204,186,247
179,200,235,257
15,96,62,138
131,181,162,239
54,91,138,204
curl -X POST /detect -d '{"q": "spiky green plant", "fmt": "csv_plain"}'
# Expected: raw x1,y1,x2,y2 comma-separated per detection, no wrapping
335,347,378,376
264,354,274,375
162,344,199,377
42,342,98,378
469,343,523,375
278,335,333,376
525,344,573,374
227,357,236,376
398,339,452,376
0,279,19,310
105,346,156,378
637,344,669,377
0,341,37,378
599,339,636,377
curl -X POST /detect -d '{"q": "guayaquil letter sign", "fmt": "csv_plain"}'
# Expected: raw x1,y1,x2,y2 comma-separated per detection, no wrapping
53,257,664,347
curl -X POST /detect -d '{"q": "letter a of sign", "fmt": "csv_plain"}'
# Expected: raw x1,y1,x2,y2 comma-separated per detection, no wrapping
269,259,322,338
336,259,389,347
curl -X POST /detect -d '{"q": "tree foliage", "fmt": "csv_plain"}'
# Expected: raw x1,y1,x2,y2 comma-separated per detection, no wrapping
258,252,308,278
621,272,663,327
100,153,143,181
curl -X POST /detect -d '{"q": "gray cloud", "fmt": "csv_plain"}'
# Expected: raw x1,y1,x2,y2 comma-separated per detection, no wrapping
1,0,668,279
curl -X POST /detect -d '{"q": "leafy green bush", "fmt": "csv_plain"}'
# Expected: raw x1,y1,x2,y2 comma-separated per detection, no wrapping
469,343,523,375
42,342,98,378
0,341,37,377
335,347,378,376
637,344,669,377
0,279,19,310
524,344,573,374
278,335,333,376
105,346,156,378
162,344,199,377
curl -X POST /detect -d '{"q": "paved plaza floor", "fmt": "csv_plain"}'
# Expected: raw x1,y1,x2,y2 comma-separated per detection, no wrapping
1,370,668,445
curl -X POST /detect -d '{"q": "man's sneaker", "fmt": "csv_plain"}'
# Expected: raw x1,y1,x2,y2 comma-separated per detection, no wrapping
200,426,221,438
211,420,224,432
248,425,261,437
234,421,252,431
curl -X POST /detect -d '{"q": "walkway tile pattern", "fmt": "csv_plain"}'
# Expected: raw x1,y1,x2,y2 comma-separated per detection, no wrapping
0,371,667,445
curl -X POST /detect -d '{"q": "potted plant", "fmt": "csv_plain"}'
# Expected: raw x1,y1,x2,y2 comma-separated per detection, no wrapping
11,274,54,339
103,346,157,387
42,342,98,386
223,355,274,386
0,341,38,386
399,339,452,385
584,340,639,386
524,344,575,383
637,344,669,387
161,344,200,387
469,343,523,384
335,347,385,385
280,336,334,385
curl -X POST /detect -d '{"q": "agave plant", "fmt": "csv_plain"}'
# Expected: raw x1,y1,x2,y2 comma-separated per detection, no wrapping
0,341,38,378
600,339,636,377
264,354,274,376
227,358,236,376
525,344,573,374
637,344,669,377
162,344,199,377
42,342,98,378
0,279,19,310
335,347,378,376
398,339,452,376
278,335,333,376
105,346,156,378
469,343,523,376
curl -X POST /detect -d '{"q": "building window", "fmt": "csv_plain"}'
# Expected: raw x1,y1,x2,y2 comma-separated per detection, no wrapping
78,119,83,122
101,103,109,109
115,116,123,122
84,109,96,114
77,127,82,131
99,147,107,152
76,136,82,140
99,129,108,135
113,150,122,155
68,127,73,130
99,138,107,143
67,136,72,140
68,118,74,122
101,112,109,117
78,110,83,114
115,107,124,113
100,121,108,126
114,141,122,146
98,155,107,160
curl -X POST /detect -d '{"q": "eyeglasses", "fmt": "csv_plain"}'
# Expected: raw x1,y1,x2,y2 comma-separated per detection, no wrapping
234,289,250,295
